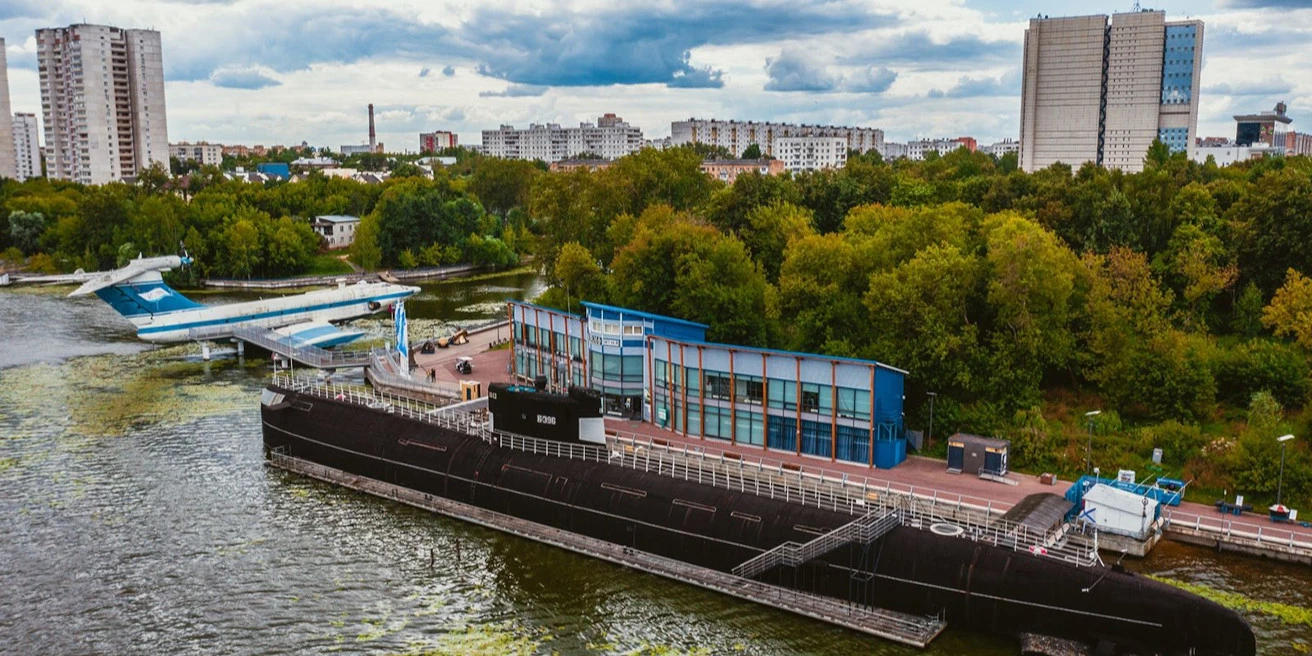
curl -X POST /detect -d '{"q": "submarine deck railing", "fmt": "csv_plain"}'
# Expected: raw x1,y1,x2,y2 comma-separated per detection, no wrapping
733,508,902,579
189,325,373,368
273,374,1100,567
267,450,947,647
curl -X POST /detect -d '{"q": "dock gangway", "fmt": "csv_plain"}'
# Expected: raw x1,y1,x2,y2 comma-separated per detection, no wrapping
189,325,372,368
733,508,902,579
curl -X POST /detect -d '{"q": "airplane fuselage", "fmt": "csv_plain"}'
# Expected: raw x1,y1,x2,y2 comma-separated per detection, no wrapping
127,282,416,342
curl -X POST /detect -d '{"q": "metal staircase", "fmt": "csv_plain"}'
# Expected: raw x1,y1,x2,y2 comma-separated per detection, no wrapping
733,508,901,579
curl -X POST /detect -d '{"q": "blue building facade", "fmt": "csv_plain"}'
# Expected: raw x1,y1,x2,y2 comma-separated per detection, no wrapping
509,300,909,468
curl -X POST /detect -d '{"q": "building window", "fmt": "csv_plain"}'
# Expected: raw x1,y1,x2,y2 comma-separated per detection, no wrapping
836,388,871,421
800,419,831,458
735,375,763,404
705,373,731,400
623,324,644,336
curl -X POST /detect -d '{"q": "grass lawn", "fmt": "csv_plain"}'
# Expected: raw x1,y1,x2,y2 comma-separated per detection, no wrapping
305,254,355,276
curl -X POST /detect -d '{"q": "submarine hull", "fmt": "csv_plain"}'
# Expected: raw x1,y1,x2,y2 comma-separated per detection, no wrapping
261,385,1255,655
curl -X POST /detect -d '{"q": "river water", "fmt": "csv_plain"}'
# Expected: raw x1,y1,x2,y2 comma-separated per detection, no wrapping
1,271,1308,655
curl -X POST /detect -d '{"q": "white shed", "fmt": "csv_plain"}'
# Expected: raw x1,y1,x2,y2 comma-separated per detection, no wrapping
1081,484,1159,540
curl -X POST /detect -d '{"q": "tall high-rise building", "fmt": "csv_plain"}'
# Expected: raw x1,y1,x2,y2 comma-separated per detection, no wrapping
0,39,18,180
1019,11,1203,173
37,24,169,184
13,113,43,180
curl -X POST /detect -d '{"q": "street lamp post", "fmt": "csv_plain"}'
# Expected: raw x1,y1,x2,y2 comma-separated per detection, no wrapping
927,392,938,451
1276,434,1295,509
1085,410,1101,475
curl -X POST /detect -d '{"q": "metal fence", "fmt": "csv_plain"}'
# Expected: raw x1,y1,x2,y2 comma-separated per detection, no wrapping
1163,507,1312,553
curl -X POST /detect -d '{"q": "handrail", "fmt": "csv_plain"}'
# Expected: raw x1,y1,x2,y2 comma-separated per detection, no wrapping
1162,508,1312,552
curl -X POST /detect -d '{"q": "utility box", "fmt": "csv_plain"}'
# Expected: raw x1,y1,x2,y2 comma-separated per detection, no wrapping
946,433,1010,476
1082,484,1159,539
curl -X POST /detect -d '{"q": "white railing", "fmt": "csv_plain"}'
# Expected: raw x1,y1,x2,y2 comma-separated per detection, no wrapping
1162,508,1312,553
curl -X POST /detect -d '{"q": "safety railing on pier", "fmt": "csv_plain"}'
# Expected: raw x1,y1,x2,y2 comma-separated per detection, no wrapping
269,374,1099,567
1162,507,1312,554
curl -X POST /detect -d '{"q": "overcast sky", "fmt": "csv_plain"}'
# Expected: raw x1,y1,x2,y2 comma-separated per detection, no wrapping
2,0,1306,152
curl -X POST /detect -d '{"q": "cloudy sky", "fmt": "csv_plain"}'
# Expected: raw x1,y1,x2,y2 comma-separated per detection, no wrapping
2,0,1306,152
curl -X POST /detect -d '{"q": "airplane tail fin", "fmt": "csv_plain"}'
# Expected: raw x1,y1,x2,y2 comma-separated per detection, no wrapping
93,280,204,321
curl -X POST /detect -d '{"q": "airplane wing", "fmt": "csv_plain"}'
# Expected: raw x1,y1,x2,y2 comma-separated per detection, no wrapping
68,255,187,297
69,264,151,297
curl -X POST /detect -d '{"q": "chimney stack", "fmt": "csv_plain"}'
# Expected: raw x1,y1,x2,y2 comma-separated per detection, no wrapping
368,104,376,153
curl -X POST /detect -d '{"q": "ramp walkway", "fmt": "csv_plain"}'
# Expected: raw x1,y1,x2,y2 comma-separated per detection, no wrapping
734,509,901,579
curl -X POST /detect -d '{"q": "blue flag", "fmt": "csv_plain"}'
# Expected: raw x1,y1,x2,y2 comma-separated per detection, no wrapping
395,301,409,366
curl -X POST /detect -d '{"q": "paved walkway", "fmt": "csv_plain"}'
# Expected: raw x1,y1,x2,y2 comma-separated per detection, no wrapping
411,344,1312,546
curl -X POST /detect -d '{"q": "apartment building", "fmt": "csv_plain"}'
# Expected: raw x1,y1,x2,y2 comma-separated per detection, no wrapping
13,113,42,180
481,115,644,163
420,131,457,153
774,136,847,172
169,141,223,167
671,119,883,158
0,40,16,179
37,24,169,184
1019,11,1203,172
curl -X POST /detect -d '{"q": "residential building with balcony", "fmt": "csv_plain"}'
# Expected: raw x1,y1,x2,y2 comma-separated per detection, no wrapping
37,24,169,184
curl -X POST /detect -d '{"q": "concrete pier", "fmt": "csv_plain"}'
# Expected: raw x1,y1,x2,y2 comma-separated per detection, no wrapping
268,451,948,647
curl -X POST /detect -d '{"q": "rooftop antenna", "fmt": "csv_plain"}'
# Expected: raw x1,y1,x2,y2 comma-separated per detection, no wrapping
1132,0,1141,11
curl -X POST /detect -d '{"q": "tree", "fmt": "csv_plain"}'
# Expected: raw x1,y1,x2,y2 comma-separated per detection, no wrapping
1263,268,1312,350
7,210,46,254
981,212,1080,405
777,233,869,354
1231,168,1312,293
705,170,801,236
389,162,427,179
349,214,383,270
220,219,261,278
469,158,541,217
1232,283,1266,338
863,244,983,394
1157,222,1237,332
554,241,606,305
740,201,814,281
741,143,762,159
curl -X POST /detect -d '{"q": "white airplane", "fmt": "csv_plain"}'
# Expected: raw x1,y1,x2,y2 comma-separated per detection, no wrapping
61,254,418,346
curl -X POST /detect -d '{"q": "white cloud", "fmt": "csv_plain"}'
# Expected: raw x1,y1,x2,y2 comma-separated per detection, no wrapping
3,1,1304,149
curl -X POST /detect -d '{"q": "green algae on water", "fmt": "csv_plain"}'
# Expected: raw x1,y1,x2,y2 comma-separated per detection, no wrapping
1150,575,1312,627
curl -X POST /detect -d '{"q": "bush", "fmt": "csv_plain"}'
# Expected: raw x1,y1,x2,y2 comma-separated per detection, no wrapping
1213,340,1310,409
1141,420,1206,467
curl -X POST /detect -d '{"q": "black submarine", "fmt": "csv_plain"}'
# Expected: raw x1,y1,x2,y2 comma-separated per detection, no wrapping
260,377,1256,655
